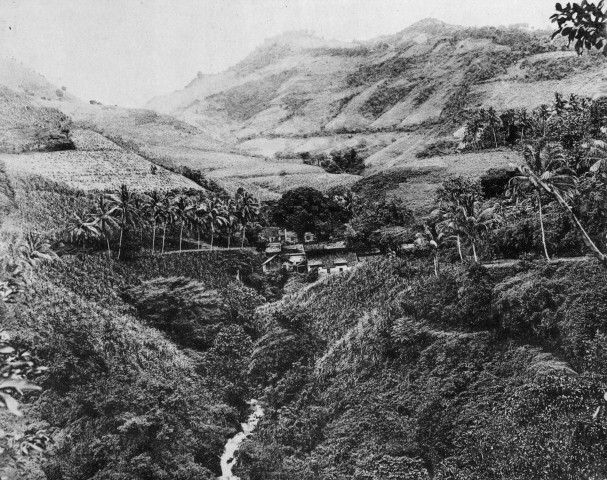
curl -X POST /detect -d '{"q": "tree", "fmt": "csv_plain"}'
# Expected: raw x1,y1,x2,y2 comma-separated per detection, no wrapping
508,142,574,260
144,190,165,253
235,188,260,248
272,187,346,241
160,193,172,254
436,177,484,262
551,1,607,55
511,141,607,263
222,198,239,249
90,195,119,258
415,224,446,277
170,194,193,253
192,197,209,249
67,212,100,247
107,185,139,260
203,197,227,249
439,201,501,263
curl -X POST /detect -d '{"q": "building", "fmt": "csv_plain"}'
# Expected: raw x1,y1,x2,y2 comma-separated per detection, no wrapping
261,254,281,273
259,227,299,245
259,227,281,243
307,252,357,276
265,242,282,256
304,232,317,243
282,253,307,274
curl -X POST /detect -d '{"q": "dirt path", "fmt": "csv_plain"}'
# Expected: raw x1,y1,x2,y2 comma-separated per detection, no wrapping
483,256,592,269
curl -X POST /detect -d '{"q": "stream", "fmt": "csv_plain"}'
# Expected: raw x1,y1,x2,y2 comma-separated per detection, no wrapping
218,399,264,480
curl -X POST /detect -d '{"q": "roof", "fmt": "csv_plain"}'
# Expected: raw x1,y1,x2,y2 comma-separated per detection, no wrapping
309,252,358,269
261,254,279,266
261,227,281,236
334,258,348,265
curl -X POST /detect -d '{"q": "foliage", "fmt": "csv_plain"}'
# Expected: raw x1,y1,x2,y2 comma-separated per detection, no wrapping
237,258,607,480
271,187,348,241
551,1,607,54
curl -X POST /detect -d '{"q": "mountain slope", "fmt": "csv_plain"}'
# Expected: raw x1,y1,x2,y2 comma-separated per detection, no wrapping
147,21,607,163
145,19,607,208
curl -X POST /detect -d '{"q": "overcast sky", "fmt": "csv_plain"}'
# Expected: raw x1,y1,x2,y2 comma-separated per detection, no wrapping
0,0,556,107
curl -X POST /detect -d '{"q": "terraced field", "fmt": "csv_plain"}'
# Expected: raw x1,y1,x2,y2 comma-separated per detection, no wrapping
1,150,201,192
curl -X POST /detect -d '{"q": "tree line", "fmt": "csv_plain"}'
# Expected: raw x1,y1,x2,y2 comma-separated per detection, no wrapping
66,186,260,258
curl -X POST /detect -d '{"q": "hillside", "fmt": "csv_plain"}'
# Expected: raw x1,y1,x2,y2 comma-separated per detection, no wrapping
145,19,607,207
237,258,607,479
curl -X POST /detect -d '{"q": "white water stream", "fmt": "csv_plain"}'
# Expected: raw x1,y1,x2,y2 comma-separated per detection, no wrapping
218,399,264,480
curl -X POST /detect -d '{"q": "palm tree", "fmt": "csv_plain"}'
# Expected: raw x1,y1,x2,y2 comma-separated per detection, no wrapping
90,195,119,258
160,193,172,254
67,212,100,247
107,184,139,260
510,142,575,261
203,197,227,250
193,198,209,249
440,202,501,263
415,224,446,277
133,193,148,251
144,191,165,253
236,189,260,248
223,198,239,249
436,177,482,262
486,107,501,148
511,141,607,263
170,194,193,253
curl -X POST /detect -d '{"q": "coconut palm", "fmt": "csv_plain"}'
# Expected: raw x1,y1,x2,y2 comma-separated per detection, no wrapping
67,212,100,247
170,194,193,253
90,195,119,258
160,193,173,254
222,198,239,249
236,189,260,248
192,198,209,249
440,202,501,263
203,197,228,250
107,184,139,260
144,190,165,253
510,141,582,261
415,224,446,277
133,193,148,251
436,177,483,262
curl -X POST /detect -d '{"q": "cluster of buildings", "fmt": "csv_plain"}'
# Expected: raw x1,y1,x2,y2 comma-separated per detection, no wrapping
259,228,358,276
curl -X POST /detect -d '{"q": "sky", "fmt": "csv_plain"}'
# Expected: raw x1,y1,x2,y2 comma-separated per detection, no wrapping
0,0,557,107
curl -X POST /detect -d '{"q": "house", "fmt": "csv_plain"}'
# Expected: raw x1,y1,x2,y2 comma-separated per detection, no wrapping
259,227,299,245
281,230,299,244
304,232,316,243
307,252,357,276
282,253,307,274
283,243,305,254
265,242,282,256
259,227,281,243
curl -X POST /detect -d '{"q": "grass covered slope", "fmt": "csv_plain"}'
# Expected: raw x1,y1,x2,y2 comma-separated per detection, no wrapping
1,150,201,192
239,259,607,479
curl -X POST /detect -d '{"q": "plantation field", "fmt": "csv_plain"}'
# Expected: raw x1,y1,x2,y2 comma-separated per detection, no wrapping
1,150,202,192
236,132,399,159
360,149,516,214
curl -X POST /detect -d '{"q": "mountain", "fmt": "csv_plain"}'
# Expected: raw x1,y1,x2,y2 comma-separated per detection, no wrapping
147,19,606,157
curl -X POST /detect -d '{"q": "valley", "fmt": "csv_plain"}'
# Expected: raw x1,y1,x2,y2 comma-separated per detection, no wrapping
2,6,607,480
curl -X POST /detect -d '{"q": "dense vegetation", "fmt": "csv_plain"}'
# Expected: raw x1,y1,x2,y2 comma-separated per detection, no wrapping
236,258,607,480
6,6,607,479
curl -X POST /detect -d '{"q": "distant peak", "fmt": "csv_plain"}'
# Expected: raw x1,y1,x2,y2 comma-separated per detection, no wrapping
409,18,447,27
